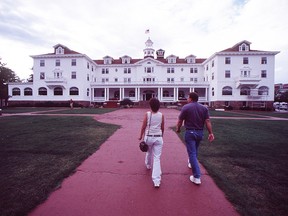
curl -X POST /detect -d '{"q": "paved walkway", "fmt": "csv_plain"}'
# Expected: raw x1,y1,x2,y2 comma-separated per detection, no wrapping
29,108,239,216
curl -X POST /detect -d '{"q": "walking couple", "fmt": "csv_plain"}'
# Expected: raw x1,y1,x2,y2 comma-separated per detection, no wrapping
138,92,215,188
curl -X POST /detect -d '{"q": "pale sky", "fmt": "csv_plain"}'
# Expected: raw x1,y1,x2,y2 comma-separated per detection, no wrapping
0,0,287,83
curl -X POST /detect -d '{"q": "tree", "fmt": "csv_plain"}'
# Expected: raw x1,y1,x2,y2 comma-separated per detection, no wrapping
27,74,33,82
0,58,20,107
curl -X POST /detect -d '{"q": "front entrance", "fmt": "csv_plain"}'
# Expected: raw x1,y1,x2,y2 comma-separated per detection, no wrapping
143,90,156,101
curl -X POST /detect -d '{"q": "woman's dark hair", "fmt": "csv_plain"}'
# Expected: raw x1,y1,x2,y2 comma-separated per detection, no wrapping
149,97,160,112
189,92,199,102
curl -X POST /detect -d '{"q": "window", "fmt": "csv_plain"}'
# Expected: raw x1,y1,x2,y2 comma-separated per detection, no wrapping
56,47,64,54
243,57,249,64
222,86,232,95
261,57,267,64
71,59,76,66
129,91,135,97
124,68,131,74
225,70,231,78
240,87,251,95
212,60,214,67
12,88,20,96
194,78,198,83
190,78,194,82
145,67,153,73
143,78,155,82
69,87,79,95
212,73,214,80
241,70,250,77
163,90,169,97
225,57,231,64
71,72,76,79
167,68,175,73
87,62,90,69
87,88,89,96
258,86,269,95
87,74,89,81
180,77,184,82
168,58,176,63
178,90,185,99
102,68,109,74
114,78,118,82
239,44,249,51
54,71,62,78
167,78,174,83
54,87,63,96
261,70,267,78
40,60,45,67
55,59,60,66
102,78,109,83
24,88,33,96
124,78,131,83
212,87,214,96
190,68,198,73
38,87,47,95
40,72,45,80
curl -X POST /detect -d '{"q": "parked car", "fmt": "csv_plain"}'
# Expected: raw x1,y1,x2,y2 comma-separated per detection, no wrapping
279,102,288,110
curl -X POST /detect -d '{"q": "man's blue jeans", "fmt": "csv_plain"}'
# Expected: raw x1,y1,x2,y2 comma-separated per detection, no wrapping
185,129,204,179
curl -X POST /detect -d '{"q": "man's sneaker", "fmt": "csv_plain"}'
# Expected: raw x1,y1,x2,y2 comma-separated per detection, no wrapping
190,175,201,185
188,159,192,169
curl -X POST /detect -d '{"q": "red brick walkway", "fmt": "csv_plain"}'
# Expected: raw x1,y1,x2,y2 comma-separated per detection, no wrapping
29,108,239,216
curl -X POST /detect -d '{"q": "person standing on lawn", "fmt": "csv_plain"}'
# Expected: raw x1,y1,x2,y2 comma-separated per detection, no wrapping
139,97,164,188
176,92,214,185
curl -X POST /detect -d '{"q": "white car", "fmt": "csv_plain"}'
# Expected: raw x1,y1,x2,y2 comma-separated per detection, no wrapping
279,102,288,110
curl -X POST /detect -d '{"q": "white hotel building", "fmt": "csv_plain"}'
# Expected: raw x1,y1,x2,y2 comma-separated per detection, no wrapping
8,38,279,109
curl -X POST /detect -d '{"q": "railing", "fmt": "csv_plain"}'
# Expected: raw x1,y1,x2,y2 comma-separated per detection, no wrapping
91,80,209,86
45,77,67,84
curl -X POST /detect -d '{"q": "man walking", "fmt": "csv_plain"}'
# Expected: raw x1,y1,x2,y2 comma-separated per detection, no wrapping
176,92,214,185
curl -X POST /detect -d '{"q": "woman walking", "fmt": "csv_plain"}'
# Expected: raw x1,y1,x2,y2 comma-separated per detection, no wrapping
139,98,164,188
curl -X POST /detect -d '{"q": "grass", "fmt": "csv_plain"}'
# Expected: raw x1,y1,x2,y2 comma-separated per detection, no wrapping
1,109,288,216
1,107,118,114
177,117,288,216
0,115,120,216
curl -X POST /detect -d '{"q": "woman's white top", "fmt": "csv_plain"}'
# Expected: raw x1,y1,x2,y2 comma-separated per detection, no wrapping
145,111,163,136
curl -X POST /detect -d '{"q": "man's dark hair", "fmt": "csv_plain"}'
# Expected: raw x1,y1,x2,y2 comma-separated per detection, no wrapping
189,92,199,102
149,97,160,112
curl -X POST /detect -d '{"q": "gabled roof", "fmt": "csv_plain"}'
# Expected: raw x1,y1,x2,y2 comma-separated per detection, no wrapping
34,44,82,56
53,44,81,55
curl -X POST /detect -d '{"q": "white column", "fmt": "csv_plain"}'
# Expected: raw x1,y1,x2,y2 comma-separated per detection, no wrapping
135,87,138,101
106,88,110,101
119,88,122,100
138,87,141,101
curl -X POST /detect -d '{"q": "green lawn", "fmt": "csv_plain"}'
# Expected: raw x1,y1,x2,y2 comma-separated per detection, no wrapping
0,115,120,216
1,107,118,114
1,109,288,216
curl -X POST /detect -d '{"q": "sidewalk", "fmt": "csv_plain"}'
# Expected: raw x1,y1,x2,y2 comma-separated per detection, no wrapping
29,108,239,216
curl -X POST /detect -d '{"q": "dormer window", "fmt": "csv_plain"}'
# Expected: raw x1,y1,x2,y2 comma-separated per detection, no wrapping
239,43,249,51
167,55,178,64
121,56,131,64
56,47,64,54
103,56,113,64
168,58,176,63
185,55,196,64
